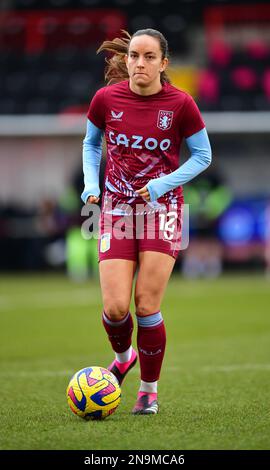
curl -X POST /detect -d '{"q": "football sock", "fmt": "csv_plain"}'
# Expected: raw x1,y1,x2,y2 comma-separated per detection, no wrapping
138,380,158,401
139,380,158,394
115,345,133,363
102,311,133,353
109,347,137,377
136,311,166,383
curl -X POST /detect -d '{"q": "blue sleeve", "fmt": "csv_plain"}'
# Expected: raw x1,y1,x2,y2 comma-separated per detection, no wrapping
146,128,212,202
81,119,104,204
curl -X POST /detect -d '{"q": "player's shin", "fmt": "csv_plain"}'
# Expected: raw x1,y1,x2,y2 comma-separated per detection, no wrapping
136,310,166,383
136,311,166,398
131,311,165,414
102,311,134,353
102,311,137,385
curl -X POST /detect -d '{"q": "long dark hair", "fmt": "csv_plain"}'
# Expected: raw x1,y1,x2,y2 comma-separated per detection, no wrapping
97,29,171,85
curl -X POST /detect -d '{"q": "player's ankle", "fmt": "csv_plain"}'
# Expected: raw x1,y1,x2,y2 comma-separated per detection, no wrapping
115,345,133,363
138,391,157,401
139,379,158,394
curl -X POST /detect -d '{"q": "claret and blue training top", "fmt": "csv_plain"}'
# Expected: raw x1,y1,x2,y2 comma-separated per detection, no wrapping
81,80,212,210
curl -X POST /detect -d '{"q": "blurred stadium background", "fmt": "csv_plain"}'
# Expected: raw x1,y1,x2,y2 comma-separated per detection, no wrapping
0,0,270,278
1,0,270,451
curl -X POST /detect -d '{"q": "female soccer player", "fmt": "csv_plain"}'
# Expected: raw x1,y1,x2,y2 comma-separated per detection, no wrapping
81,29,212,414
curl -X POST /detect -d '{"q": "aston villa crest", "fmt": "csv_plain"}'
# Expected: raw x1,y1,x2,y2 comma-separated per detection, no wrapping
157,110,173,130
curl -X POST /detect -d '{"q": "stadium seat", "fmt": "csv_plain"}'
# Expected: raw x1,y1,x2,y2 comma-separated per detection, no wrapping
162,14,186,34
80,0,103,5
39,16,66,49
262,68,270,101
66,72,94,99
5,71,29,96
144,0,165,4
230,66,257,92
219,94,243,111
26,97,54,114
162,14,188,53
22,51,44,70
246,39,269,62
36,71,63,97
130,15,156,31
0,98,17,114
253,93,270,110
14,0,38,7
99,12,127,34
66,17,92,36
0,16,26,51
58,103,89,114
37,16,61,36
48,0,71,7
198,69,220,104
51,47,78,68
209,41,233,68
58,97,85,113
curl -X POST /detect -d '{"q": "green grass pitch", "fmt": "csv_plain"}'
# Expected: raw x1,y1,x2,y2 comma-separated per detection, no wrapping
0,273,270,450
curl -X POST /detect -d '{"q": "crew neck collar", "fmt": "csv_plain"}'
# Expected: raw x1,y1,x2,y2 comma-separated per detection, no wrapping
126,80,166,98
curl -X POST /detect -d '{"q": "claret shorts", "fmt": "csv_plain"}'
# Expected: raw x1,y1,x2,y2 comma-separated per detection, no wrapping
98,195,184,262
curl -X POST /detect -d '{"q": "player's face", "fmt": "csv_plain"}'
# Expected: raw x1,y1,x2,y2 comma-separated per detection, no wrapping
125,35,168,93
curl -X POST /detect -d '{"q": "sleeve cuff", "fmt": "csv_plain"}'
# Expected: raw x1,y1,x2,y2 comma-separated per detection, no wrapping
146,182,158,202
81,188,100,204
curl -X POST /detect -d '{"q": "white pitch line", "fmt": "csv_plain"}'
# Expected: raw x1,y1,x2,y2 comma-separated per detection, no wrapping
1,364,270,378
1,281,269,308
0,370,76,378
0,290,100,311
201,364,270,372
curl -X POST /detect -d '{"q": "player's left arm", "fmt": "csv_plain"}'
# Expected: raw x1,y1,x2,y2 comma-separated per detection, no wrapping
136,127,212,202
81,119,104,204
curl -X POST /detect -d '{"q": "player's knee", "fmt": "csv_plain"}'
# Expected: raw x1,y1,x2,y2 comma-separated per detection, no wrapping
135,305,152,317
135,294,159,317
104,303,130,322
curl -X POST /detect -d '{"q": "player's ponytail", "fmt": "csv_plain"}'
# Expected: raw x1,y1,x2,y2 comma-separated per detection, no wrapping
97,29,171,85
97,30,130,85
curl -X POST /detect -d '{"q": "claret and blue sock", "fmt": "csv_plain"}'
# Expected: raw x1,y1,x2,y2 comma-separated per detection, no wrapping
102,311,137,385
102,309,166,414
132,310,166,415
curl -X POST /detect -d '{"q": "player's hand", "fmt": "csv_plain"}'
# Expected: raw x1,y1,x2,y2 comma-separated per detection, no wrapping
87,195,100,204
135,186,150,202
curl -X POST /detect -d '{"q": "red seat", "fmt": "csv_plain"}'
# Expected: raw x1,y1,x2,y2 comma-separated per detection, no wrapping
231,66,257,91
262,69,270,101
246,39,269,61
209,40,232,68
198,69,220,103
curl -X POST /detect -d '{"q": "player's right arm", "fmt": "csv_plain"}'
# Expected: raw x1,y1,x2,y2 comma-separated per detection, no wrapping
81,119,104,204
142,127,212,202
